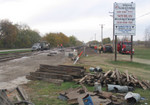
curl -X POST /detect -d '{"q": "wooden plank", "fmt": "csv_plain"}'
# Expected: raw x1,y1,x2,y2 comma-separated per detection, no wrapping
26,75,64,84
125,70,129,82
38,68,82,77
116,69,121,84
138,81,147,90
0,90,13,105
39,66,85,75
79,75,88,83
104,70,111,77
110,71,115,78
16,86,29,101
68,98,78,104
80,83,88,93
59,65,85,69
142,80,150,89
30,72,73,81
129,75,138,83
40,64,85,71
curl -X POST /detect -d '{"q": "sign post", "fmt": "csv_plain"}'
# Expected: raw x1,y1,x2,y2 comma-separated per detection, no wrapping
115,35,117,61
131,35,133,61
113,2,135,61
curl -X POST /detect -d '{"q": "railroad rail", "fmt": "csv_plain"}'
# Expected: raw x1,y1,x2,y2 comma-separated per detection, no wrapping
0,51,45,62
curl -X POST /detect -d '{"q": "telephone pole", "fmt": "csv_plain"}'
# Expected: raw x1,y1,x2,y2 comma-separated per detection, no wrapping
109,11,114,52
95,33,96,45
99,24,104,46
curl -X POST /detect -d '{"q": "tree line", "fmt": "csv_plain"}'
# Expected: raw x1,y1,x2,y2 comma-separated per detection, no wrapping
42,33,82,47
0,19,82,49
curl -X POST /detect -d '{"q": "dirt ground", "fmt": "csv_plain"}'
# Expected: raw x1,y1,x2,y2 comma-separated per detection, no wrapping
0,49,68,89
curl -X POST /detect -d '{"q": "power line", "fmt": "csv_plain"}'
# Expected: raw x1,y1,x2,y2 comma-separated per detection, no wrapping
137,12,150,19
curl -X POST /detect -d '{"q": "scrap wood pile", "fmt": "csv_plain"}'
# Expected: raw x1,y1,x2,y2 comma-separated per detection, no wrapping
58,87,126,105
0,86,33,105
0,90,13,105
79,69,150,90
26,64,85,83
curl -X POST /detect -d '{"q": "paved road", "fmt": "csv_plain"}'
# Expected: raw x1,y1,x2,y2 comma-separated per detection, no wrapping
0,48,31,52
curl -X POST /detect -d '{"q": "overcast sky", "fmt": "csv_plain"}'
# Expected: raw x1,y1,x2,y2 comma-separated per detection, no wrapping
0,0,150,42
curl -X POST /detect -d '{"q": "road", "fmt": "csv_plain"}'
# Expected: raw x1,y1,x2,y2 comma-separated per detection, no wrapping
0,49,68,89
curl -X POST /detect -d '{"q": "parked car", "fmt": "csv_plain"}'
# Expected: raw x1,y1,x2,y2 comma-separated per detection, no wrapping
31,43,41,51
40,41,50,50
103,44,113,53
31,41,50,51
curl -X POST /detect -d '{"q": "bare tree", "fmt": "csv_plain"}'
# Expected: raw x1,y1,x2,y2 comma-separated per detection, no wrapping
145,26,150,47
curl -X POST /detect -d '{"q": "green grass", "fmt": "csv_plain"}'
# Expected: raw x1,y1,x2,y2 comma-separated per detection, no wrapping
135,88,150,105
134,47,150,60
26,81,150,105
109,60,150,71
26,81,81,105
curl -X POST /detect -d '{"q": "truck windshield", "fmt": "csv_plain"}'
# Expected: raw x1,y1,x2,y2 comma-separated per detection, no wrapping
123,42,131,45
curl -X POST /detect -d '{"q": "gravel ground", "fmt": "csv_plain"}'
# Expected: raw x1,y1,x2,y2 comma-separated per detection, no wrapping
0,49,68,89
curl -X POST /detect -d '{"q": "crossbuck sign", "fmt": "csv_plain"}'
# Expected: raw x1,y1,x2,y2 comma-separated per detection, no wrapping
114,2,136,36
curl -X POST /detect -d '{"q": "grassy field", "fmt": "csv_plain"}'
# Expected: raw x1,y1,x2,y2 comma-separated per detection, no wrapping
134,47,150,60
24,81,81,105
23,46,150,105
109,60,150,71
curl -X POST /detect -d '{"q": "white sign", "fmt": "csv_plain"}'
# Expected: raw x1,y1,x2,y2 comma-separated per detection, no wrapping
114,3,135,36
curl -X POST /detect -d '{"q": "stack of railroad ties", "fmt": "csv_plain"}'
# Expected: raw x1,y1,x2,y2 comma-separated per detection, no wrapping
26,64,86,84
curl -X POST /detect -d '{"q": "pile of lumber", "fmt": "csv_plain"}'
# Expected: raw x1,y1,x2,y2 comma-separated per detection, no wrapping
79,69,150,90
0,86,33,105
0,90,13,105
26,64,85,83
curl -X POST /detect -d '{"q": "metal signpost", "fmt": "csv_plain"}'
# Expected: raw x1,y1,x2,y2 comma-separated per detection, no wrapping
113,2,136,61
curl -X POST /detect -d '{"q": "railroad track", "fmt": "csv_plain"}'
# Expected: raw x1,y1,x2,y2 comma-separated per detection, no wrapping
0,51,46,62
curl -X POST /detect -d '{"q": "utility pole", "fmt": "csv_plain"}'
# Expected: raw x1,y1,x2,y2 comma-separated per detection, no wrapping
109,12,114,52
95,33,96,45
99,24,104,46
95,33,96,41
